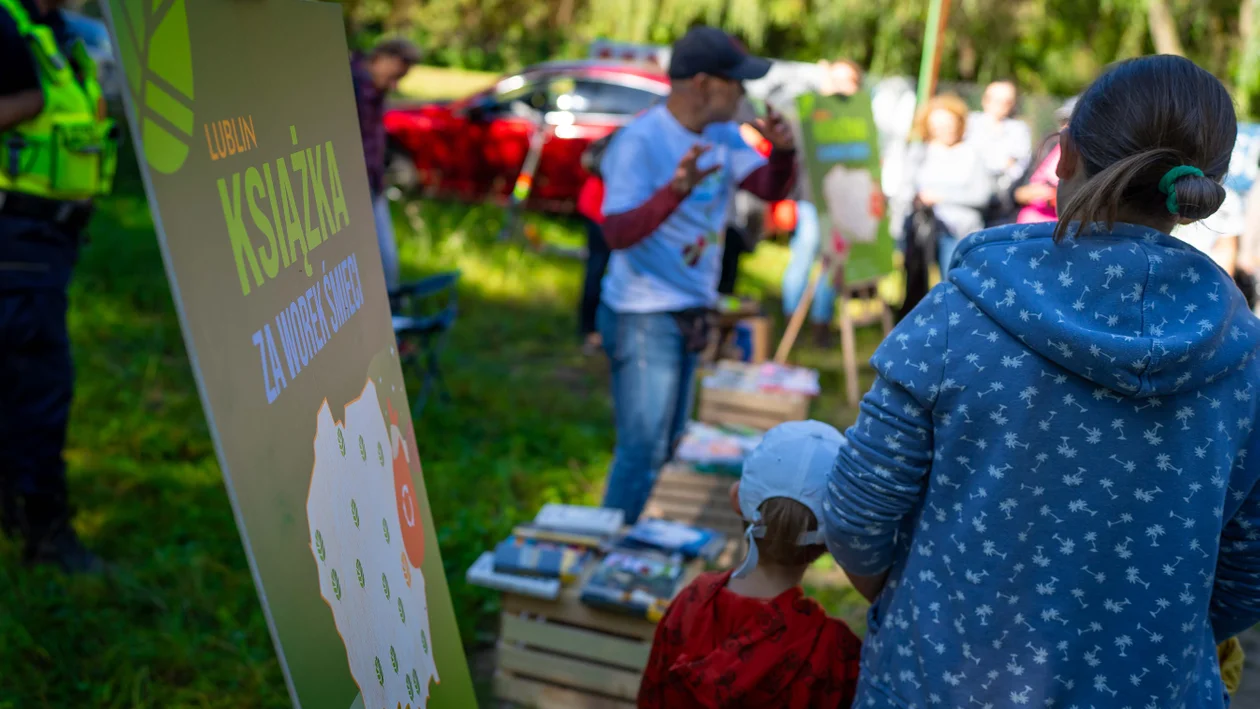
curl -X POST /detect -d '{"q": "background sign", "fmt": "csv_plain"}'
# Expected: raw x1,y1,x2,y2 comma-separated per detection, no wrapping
100,1,476,707
796,90,895,285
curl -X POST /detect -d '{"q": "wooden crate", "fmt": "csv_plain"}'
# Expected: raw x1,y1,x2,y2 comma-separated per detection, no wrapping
643,463,746,543
696,384,810,431
495,560,702,708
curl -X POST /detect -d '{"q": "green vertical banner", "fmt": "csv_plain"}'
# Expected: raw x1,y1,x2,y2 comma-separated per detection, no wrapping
796,91,895,285
99,1,477,708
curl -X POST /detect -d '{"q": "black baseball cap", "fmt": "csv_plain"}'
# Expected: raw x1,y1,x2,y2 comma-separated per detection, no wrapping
668,26,772,81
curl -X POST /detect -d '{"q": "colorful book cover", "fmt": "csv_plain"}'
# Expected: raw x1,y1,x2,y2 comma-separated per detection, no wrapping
623,519,726,562
492,537,587,583
466,551,561,601
534,504,625,537
511,523,609,549
579,549,686,621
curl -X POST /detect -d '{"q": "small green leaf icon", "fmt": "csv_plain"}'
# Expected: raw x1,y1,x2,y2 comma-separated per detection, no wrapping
350,499,359,528
412,669,420,691
407,674,415,702
356,559,365,588
374,657,383,686
382,518,390,544
390,646,399,673
337,429,345,456
314,531,326,562
398,597,406,624
358,435,366,461
330,569,342,600
378,441,385,466
382,573,391,600
421,630,428,655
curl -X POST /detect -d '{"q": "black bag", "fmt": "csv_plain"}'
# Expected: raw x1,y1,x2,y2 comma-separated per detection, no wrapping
897,204,944,321
1236,269,1258,312
581,130,619,180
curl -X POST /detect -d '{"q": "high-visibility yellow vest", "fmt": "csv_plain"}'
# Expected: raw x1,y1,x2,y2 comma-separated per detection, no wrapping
0,0,116,202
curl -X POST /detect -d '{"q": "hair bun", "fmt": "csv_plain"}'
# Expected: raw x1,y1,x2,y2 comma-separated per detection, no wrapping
1172,174,1226,222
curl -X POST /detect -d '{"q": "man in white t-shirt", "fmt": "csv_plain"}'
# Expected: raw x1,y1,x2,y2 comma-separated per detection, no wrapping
965,80,1032,195
597,25,798,522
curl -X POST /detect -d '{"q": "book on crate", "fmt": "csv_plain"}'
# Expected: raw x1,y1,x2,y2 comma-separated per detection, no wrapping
579,548,686,622
620,518,727,562
466,551,561,600
533,504,625,538
492,536,588,584
510,522,610,549
673,421,764,474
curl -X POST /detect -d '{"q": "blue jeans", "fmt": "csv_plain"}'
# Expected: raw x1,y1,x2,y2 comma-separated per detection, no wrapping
597,305,698,523
781,200,836,324
373,193,399,294
938,232,961,278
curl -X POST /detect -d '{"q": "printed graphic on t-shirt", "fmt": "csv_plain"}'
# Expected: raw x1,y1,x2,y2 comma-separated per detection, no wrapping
681,232,719,267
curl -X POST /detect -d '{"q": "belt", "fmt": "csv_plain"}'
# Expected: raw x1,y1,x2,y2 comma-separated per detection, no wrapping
0,191,93,232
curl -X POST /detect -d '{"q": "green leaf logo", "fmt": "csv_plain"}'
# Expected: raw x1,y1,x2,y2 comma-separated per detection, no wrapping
377,442,385,467
381,573,391,600
374,657,383,686
314,530,326,562
355,559,365,588
337,429,345,457
358,435,366,462
398,597,406,624
390,646,399,673
420,630,428,655
350,499,360,528
382,518,390,544
406,674,415,702
330,569,341,600
107,0,194,174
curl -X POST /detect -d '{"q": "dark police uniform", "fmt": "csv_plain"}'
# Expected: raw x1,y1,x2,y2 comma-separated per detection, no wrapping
0,0,115,572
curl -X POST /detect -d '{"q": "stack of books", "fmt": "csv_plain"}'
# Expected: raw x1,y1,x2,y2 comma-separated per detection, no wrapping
619,518,727,562
673,421,763,474
466,505,624,600
579,549,686,622
702,361,821,397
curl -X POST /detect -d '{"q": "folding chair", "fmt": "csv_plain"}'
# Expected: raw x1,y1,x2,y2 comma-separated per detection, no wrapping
391,271,460,416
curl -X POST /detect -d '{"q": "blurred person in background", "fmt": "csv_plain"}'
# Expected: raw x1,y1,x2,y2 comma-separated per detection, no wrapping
777,58,865,345
993,96,1078,225
596,26,796,523
0,0,116,572
896,94,993,317
351,37,420,299
1242,182,1260,312
966,79,1032,205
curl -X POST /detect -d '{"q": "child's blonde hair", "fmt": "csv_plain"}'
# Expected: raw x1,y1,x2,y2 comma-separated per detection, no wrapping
754,498,826,568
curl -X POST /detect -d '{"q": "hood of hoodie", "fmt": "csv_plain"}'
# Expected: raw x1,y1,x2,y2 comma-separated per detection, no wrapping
663,572,855,708
949,221,1260,397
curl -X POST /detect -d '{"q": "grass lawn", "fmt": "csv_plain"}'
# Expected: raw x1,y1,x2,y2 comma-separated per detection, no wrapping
0,130,882,709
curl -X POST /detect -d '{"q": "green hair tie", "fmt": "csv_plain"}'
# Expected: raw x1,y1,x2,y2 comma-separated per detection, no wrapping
1158,165,1204,215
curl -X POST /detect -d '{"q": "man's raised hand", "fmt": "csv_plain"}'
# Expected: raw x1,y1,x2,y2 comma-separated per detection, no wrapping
671,144,721,196
753,105,795,151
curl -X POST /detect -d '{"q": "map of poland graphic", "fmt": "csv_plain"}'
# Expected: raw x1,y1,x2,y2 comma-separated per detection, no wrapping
306,379,439,709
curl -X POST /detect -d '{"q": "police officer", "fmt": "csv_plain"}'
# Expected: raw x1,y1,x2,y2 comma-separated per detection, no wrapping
0,0,116,572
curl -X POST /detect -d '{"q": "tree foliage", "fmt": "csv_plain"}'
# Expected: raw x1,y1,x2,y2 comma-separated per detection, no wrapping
337,0,1260,116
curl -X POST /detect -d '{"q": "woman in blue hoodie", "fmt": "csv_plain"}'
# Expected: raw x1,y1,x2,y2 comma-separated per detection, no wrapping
824,55,1260,708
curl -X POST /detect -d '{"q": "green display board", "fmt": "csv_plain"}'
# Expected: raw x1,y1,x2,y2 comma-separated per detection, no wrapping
99,2,476,707
796,91,895,285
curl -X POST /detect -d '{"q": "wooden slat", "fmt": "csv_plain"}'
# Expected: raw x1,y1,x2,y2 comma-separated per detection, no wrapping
502,590,657,641
700,387,807,416
495,671,636,709
500,613,651,671
498,644,642,701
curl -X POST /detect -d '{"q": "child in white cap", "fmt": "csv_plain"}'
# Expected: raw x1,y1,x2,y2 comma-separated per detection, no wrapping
638,420,868,709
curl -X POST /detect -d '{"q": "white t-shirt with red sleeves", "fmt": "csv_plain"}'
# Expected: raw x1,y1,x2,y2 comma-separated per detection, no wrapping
599,105,766,314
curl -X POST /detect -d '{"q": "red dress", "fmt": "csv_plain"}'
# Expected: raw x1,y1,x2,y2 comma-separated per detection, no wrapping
639,571,862,708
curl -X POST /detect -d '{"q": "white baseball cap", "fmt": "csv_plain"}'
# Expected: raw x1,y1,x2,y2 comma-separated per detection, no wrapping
733,420,844,578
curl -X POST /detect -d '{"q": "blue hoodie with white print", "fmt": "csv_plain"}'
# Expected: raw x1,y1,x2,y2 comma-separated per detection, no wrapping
824,221,1260,708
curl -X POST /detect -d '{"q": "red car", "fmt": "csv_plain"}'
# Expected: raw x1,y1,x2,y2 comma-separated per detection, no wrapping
384,60,670,213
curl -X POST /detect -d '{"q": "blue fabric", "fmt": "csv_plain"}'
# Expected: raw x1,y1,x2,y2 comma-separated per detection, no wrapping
597,305,697,523
937,231,961,277
781,200,837,324
372,194,399,294
824,221,1260,708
